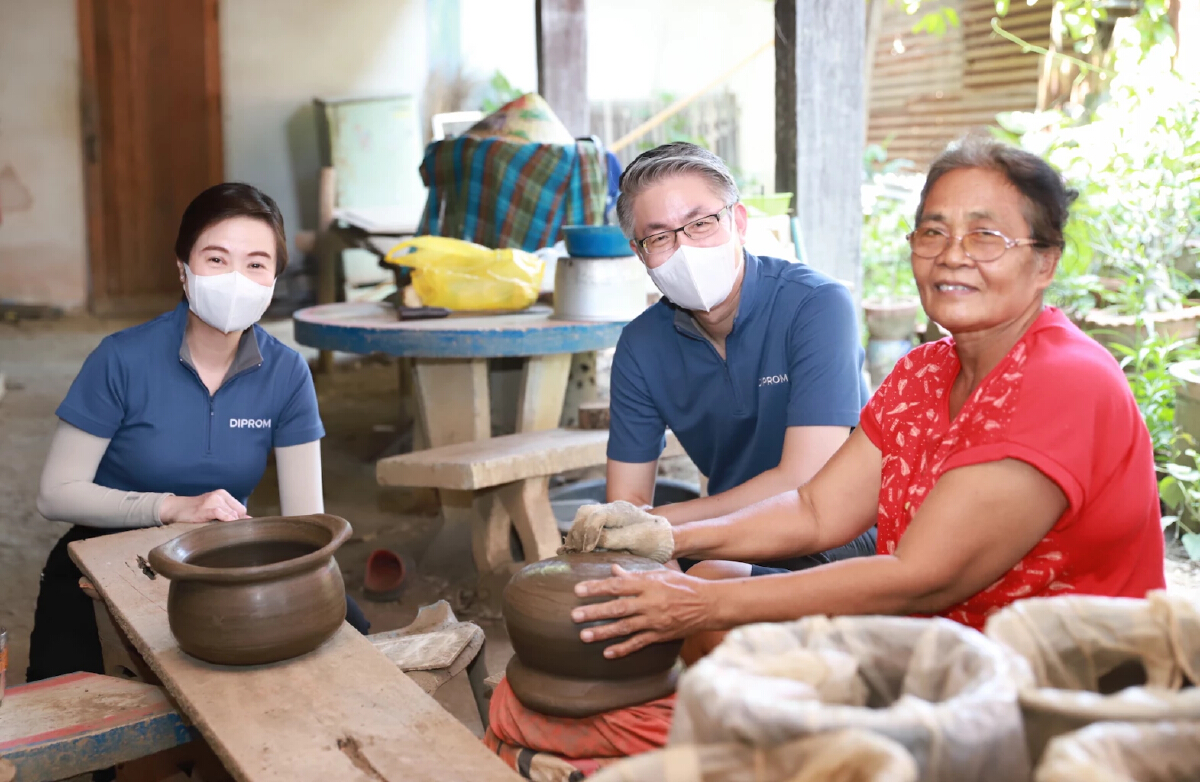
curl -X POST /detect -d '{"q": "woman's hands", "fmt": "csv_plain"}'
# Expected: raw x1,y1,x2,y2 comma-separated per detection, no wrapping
571,564,719,658
159,490,249,524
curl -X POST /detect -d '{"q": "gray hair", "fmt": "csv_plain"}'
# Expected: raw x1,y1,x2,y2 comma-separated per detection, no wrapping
918,134,1078,250
615,142,740,239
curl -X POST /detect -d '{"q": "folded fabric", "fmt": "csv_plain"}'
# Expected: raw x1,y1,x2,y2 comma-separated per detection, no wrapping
417,136,607,252
487,676,675,760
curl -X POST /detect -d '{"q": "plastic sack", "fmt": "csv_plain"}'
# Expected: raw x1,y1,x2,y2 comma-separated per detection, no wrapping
384,236,544,311
591,729,918,782
985,591,1200,764
668,616,1032,782
1035,721,1200,782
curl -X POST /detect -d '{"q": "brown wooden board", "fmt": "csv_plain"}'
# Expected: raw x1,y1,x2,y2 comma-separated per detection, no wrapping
68,526,518,782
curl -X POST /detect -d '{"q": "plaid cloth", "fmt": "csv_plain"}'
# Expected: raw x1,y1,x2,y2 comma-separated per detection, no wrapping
417,137,607,251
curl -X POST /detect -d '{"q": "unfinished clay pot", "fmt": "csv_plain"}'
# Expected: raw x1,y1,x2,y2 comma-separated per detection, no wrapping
147,514,351,666
502,552,683,717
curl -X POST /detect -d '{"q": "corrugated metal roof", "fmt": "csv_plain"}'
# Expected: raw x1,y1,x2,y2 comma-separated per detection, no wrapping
868,0,1052,169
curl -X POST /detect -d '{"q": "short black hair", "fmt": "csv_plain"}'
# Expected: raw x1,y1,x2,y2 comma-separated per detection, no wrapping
918,135,1078,250
174,183,288,276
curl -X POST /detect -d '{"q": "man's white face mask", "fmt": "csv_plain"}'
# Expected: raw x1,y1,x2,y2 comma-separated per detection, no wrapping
647,234,742,313
184,265,275,334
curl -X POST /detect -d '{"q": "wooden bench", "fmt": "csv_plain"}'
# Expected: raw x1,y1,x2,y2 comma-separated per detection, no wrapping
0,672,193,782
376,427,683,575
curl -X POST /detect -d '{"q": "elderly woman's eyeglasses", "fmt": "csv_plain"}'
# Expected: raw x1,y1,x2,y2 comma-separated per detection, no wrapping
637,206,733,256
907,227,1039,262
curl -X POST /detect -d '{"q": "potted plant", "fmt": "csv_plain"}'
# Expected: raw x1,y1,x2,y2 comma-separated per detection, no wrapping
997,40,1200,353
861,168,923,387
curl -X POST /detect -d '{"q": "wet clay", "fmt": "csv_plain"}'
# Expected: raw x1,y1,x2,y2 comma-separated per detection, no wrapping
502,552,684,717
147,514,352,666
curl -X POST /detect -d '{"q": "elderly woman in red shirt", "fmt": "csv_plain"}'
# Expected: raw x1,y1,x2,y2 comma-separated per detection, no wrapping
567,136,1166,659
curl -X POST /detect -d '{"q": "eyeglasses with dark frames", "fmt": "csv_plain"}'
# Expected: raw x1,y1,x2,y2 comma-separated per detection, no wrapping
637,205,734,256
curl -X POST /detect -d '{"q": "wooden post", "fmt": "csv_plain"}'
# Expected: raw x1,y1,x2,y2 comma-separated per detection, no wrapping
775,0,866,293
536,0,589,137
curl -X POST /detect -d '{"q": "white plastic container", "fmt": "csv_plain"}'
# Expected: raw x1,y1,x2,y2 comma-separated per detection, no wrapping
552,254,649,322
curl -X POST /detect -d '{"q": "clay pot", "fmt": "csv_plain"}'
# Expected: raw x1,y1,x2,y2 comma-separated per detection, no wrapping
1079,305,1200,355
863,297,922,341
502,552,683,717
148,514,352,666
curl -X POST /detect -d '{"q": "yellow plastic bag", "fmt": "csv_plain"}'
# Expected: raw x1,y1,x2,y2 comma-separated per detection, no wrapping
383,236,544,311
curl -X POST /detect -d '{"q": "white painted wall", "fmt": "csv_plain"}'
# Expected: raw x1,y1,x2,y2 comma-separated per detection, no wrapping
0,0,89,309
0,0,774,309
219,0,429,260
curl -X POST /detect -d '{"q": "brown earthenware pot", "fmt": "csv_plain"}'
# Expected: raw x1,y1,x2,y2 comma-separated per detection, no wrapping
148,514,351,666
502,552,684,717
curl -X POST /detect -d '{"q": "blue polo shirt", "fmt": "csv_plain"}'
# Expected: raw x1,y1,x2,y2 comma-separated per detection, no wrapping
608,251,867,495
57,302,324,505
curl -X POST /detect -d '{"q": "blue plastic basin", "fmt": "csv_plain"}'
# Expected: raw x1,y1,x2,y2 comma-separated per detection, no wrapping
562,225,634,258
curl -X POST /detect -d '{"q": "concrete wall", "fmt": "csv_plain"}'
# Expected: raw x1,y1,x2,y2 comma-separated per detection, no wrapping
0,0,89,310
219,0,429,260
0,0,775,309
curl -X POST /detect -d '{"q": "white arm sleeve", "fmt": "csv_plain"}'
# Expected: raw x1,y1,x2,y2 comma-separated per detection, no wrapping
275,440,324,516
36,421,168,528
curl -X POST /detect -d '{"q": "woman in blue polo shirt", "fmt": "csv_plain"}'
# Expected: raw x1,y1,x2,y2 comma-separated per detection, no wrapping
27,183,368,682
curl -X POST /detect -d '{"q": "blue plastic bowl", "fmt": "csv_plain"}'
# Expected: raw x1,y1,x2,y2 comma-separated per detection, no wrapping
562,225,634,258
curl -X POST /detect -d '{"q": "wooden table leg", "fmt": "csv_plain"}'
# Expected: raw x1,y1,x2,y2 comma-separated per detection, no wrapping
509,353,575,564
515,353,573,433
412,358,491,447
411,358,505,575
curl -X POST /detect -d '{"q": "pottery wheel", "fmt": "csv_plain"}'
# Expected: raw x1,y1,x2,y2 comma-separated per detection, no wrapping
505,655,680,718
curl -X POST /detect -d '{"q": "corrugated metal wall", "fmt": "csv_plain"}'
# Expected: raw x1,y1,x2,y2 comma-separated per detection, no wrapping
868,0,1052,169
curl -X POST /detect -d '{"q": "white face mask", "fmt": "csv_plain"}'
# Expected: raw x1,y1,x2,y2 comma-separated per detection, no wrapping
646,235,742,312
184,266,275,334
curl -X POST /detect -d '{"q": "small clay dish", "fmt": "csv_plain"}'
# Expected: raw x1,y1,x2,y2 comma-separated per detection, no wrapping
502,552,684,717
148,514,352,666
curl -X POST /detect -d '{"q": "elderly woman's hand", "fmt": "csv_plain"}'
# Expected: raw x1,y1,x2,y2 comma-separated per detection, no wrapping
571,564,717,658
560,501,675,563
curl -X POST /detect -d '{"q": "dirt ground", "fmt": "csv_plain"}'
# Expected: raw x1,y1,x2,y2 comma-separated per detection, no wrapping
4,312,1200,738
0,313,508,733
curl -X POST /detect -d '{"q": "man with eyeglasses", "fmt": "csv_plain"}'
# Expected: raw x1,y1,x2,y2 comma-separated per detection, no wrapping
594,142,876,576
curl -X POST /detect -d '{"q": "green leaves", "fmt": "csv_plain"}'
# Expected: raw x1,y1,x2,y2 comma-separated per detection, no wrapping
911,7,960,36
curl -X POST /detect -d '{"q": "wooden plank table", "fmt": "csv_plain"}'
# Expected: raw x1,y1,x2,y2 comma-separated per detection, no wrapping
68,525,519,782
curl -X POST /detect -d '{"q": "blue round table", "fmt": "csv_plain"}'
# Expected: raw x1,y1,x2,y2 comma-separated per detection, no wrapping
293,301,629,575
292,301,626,441
292,302,624,359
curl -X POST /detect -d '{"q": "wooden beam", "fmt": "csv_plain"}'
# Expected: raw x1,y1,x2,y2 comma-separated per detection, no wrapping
775,0,867,289
535,0,589,137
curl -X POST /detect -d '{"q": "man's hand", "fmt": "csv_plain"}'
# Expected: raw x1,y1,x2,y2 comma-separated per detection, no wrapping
159,490,250,524
560,501,674,563
571,564,717,657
